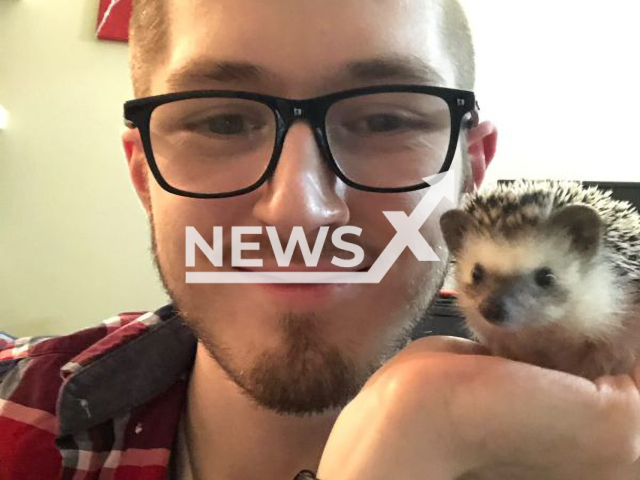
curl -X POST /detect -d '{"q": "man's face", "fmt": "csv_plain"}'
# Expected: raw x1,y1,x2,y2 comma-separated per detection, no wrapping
138,0,464,414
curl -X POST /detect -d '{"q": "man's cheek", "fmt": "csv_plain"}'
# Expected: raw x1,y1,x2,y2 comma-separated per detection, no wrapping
393,214,447,269
154,226,185,278
152,208,196,270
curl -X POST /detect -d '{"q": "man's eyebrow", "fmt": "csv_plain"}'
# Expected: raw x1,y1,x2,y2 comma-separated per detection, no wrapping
166,60,274,89
340,56,447,86
165,56,447,91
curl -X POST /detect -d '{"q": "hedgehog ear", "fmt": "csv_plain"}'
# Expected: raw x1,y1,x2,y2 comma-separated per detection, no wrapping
440,209,475,256
547,205,602,258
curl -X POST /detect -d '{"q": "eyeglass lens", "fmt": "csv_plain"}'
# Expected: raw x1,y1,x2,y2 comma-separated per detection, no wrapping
148,93,452,195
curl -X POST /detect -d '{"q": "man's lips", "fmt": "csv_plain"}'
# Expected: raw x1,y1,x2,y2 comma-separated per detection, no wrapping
235,265,368,307
234,264,369,306
234,263,370,273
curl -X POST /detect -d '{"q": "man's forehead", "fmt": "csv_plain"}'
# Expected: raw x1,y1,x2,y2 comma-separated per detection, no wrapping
164,56,449,95
158,0,455,95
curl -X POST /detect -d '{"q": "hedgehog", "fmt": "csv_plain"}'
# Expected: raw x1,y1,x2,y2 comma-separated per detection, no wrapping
439,180,640,380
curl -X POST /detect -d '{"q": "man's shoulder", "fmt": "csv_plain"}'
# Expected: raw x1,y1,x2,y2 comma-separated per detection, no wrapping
0,304,187,480
0,310,150,370
0,306,175,410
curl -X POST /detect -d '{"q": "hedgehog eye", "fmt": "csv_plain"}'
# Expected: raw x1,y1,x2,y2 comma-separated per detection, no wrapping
471,264,485,284
534,267,555,288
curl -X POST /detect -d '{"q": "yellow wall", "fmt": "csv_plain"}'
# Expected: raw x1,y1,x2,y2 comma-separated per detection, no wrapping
0,0,167,337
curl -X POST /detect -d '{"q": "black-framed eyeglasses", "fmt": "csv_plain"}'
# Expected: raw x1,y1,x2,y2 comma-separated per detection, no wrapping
124,85,479,199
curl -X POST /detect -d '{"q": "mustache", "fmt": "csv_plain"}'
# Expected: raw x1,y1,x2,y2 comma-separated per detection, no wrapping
199,227,379,266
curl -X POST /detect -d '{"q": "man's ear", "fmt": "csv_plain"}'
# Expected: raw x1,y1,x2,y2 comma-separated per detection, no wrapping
122,128,152,214
466,120,498,191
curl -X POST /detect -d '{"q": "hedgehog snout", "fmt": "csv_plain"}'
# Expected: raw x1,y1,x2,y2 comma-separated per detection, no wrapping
479,297,509,325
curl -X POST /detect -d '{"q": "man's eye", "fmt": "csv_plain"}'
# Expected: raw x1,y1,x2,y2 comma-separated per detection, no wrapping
342,114,426,135
186,114,262,136
363,114,404,133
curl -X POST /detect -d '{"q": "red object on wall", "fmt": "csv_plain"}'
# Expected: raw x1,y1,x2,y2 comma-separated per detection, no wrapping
96,0,133,42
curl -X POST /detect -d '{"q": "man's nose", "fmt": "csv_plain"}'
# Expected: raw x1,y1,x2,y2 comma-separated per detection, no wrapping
253,122,350,233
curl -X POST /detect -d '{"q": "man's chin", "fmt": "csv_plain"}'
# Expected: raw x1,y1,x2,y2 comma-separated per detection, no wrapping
190,310,372,415
159,280,435,414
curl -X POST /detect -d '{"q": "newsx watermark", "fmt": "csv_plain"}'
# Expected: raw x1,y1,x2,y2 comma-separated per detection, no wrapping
185,170,456,284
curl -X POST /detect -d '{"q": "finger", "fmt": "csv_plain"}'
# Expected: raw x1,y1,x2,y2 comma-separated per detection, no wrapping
361,337,489,392
402,335,491,356
633,364,640,387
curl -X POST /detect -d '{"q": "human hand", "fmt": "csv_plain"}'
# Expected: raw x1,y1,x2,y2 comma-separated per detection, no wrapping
316,336,640,480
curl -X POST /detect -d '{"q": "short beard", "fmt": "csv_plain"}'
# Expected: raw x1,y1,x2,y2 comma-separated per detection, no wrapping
148,210,442,416
192,310,398,416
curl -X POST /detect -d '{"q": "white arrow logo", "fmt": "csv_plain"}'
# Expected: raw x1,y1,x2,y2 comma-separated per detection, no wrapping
186,168,456,284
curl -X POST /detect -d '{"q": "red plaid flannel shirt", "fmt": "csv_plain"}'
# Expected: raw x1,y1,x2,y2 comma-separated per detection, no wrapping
0,304,196,480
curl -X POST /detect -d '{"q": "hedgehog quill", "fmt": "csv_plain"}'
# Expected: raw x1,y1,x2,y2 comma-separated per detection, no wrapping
440,180,640,380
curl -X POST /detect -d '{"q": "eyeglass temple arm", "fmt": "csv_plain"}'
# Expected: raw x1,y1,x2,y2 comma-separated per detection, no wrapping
461,100,480,130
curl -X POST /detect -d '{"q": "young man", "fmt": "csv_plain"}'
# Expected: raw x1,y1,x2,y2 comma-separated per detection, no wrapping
2,0,640,479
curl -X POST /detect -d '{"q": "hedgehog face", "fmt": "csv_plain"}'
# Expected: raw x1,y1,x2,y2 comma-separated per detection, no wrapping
454,236,573,330
440,204,621,336
440,189,635,341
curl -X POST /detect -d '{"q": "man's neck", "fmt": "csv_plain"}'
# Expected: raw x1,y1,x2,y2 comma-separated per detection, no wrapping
184,342,340,480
